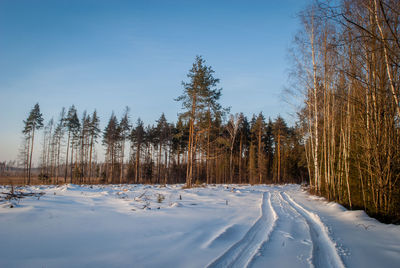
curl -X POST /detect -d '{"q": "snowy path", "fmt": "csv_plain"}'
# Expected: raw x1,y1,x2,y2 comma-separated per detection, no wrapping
211,189,346,268
250,190,313,267
208,192,277,268
282,192,345,268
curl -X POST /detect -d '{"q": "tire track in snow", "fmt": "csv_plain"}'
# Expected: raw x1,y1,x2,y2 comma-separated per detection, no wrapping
249,190,313,268
281,192,345,268
207,192,278,268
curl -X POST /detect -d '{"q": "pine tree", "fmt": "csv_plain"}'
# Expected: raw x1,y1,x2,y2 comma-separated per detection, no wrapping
22,103,44,184
176,55,222,187
40,118,53,181
103,113,119,183
227,114,242,184
238,114,250,184
249,143,257,185
272,116,288,183
64,105,80,183
155,113,170,184
143,124,156,182
119,107,131,183
88,110,100,182
53,107,65,184
130,118,145,183
79,111,92,183
265,118,274,181
250,113,267,184
171,117,189,183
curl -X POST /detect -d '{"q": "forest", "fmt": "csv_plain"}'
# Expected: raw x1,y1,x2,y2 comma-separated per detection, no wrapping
288,0,400,223
14,56,308,189
1,0,399,223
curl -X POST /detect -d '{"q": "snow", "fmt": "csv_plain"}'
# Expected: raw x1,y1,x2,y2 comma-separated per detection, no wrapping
208,192,277,268
0,184,399,268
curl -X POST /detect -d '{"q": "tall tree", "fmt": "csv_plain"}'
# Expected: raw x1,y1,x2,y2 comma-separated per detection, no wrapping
155,113,170,184
171,117,188,183
250,113,267,184
22,103,44,184
103,113,119,183
88,110,100,182
119,107,131,183
70,109,81,183
130,118,145,183
53,107,65,184
272,116,288,183
237,114,250,184
40,118,53,180
64,105,80,183
226,114,242,184
176,55,222,187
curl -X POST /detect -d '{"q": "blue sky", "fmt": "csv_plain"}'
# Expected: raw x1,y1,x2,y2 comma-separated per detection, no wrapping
0,0,309,162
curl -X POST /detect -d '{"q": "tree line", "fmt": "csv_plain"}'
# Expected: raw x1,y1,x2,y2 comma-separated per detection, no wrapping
19,56,307,189
290,0,400,222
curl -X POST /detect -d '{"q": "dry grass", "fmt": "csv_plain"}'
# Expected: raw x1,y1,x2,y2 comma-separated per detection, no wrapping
0,176,105,186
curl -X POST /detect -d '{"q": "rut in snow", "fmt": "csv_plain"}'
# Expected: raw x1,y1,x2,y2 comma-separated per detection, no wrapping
281,192,345,268
249,190,313,268
207,192,277,268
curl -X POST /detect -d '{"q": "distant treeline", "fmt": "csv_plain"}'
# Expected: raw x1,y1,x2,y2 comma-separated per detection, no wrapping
16,107,307,186
16,56,307,190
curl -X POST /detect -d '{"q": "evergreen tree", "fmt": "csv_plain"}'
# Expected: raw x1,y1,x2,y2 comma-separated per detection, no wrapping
226,114,242,184
155,113,170,184
143,124,156,182
78,111,89,182
64,105,80,183
88,110,100,182
250,113,267,184
130,118,145,183
53,107,65,184
171,117,189,183
119,107,131,183
249,143,257,185
272,116,288,183
103,113,119,183
39,118,53,180
176,55,222,187
22,103,44,184
265,118,274,181
238,114,250,184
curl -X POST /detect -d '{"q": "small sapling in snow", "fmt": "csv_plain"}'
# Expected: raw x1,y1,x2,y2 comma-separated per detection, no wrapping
157,194,165,203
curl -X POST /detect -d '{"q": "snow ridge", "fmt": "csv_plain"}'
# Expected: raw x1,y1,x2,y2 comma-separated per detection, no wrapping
282,192,345,268
249,190,313,267
207,192,277,268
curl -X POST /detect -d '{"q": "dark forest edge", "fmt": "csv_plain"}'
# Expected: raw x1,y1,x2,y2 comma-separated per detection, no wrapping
1,0,400,224
288,0,400,224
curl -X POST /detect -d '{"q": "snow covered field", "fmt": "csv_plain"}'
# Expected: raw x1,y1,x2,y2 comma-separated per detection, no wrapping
0,184,399,268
